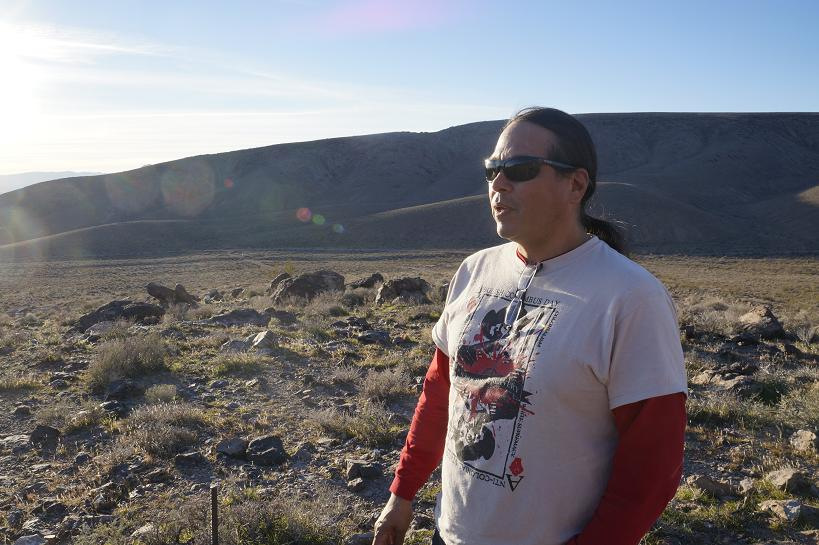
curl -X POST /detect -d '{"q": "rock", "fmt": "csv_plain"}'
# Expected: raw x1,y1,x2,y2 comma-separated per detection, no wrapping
30,425,60,450
271,270,345,303
205,308,270,327
216,437,248,458
2,434,32,454
375,277,432,306
71,300,165,334
349,273,383,289
789,430,817,453
713,375,763,398
131,523,157,539
230,287,245,298
393,292,430,305
220,339,250,353
84,321,115,341
346,459,383,480
267,273,291,295
738,305,786,340
355,330,391,345
437,281,450,302
685,474,738,498
347,477,366,492
760,499,802,523
99,400,128,418
105,379,142,401
265,309,298,325
174,451,207,466
766,468,818,496
48,379,69,389
12,536,46,545
147,282,200,307
210,379,229,389
246,435,287,466
739,477,756,495
74,452,92,465
291,442,316,464
144,467,173,483
251,330,277,350
13,405,32,417
344,532,374,545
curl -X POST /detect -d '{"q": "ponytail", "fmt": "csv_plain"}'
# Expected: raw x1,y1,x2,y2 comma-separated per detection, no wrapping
581,212,627,255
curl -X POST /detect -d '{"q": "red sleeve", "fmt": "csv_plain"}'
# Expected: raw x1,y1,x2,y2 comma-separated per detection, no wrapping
565,392,687,545
389,347,451,500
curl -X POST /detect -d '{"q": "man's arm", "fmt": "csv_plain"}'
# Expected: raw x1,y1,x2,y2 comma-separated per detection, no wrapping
373,347,451,545
565,392,686,545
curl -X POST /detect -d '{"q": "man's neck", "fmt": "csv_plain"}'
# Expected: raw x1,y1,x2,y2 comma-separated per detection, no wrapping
515,229,591,265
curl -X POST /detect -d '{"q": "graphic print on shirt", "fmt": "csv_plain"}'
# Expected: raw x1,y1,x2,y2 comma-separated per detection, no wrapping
447,287,558,491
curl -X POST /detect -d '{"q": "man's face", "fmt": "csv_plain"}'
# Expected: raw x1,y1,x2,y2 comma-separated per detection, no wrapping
487,121,580,247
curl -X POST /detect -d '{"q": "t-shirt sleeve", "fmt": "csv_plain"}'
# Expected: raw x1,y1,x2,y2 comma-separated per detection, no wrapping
606,287,688,409
432,265,467,357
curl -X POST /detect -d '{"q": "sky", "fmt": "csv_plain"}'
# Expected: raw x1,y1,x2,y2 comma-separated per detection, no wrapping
1,0,818,175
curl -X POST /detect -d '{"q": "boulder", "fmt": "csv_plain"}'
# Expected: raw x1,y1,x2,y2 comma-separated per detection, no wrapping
760,499,802,524
685,474,737,498
766,468,818,496
246,435,287,466
205,309,270,327
216,437,248,458
267,273,292,295
174,451,207,466
789,430,818,453
146,282,200,307
738,305,786,340
251,330,277,350
264,309,298,325
13,536,46,545
105,379,142,401
375,277,431,305
349,273,384,289
346,459,383,480
30,425,60,450
71,300,164,333
271,270,345,303
1,434,31,454
230,287,245,298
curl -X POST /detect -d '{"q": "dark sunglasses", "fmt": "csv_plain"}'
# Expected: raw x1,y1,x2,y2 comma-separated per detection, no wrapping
484,155,579,183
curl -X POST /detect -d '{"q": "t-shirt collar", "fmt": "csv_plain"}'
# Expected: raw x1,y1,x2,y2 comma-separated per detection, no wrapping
513,235,600,274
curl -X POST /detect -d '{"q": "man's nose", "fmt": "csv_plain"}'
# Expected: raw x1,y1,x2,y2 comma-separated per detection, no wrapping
489,171,513,192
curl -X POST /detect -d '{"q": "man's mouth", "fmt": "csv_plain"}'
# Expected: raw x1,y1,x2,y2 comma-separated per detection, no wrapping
493,203,512,216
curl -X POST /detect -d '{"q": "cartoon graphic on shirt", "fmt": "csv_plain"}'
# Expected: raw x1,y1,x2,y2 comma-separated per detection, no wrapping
448,289,558,491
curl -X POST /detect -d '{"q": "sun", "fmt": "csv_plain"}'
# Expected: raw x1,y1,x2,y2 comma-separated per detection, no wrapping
0,22,44,148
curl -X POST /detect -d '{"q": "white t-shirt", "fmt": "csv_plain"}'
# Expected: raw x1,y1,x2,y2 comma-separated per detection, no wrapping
431,236,687,545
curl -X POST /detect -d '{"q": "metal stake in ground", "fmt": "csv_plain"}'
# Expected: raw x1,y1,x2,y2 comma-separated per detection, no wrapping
211,483,219,545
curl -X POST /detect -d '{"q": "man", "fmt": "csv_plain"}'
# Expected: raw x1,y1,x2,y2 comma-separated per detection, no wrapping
373,107,688,545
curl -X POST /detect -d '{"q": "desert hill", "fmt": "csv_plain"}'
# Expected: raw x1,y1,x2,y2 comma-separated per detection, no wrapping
1,113,817,258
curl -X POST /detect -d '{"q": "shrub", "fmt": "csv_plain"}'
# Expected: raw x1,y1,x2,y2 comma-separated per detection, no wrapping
145,383,178,403
310,400,399,447
0,374,41,393
86,333,167,392
211,352,263,376
361,366,411,402
327,365,362,384
119,402,209,459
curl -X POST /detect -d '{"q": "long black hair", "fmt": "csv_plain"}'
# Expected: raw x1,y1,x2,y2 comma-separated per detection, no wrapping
504,107,626,254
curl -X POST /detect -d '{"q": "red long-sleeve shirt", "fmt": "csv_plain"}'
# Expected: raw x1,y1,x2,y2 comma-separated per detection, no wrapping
390,347,686,545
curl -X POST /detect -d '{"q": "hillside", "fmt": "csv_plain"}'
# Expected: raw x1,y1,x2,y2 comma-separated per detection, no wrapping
1,113,817,258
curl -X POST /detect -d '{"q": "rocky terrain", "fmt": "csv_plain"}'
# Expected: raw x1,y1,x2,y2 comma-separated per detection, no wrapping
0,252,817,544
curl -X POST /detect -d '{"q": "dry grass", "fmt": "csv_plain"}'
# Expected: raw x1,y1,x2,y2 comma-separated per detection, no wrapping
117,402,210,459
144,383,178,403
86,333,168,392
210,352,264,376
0,373,42,392
310,400,400,447
361,366,411,402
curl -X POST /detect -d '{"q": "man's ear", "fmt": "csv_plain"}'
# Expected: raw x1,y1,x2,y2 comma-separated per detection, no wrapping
568,169,590,204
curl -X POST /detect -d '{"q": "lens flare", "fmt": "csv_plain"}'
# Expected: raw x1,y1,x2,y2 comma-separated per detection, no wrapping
224,178,234,189
297,207,312,222
312,214,326,226
105,172,160,213
332,223,345,234
160,161,216,217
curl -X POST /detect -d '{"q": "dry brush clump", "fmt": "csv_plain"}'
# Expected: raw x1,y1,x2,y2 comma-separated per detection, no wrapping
117,402,210,459
145,383,178,404
310,399,399,447
86,333,168,392
361,365,412,402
